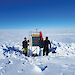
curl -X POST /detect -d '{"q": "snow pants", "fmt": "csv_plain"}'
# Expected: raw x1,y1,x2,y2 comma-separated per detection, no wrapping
43,48,49,56
23,48,28,56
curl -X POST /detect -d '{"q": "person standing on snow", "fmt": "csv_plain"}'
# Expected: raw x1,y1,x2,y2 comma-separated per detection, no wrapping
22,37,29,56
43,37,51,56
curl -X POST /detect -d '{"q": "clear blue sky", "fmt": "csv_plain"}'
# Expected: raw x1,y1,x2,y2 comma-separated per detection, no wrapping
0,0,75,29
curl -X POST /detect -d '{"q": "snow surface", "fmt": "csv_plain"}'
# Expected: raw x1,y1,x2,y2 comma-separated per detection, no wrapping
0,29,75,75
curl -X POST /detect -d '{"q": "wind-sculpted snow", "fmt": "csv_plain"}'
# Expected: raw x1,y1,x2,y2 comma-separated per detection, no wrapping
0,40,75,75
49,40,75,57
0,40,75,58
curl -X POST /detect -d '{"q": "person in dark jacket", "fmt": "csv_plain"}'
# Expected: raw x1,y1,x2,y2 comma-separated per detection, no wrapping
22,37,28,56
43,37,51,56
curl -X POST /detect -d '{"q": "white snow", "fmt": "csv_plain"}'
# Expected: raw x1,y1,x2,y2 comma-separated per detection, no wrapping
0,29,75,75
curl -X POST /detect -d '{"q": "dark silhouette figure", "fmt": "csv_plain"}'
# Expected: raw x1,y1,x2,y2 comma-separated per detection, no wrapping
22,37,28,56
43,37,51,56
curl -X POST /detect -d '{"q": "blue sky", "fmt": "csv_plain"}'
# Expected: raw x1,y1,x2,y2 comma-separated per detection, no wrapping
0,0,75,29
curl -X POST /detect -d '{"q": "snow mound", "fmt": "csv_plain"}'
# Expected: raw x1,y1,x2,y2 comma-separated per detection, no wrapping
49,40,75,57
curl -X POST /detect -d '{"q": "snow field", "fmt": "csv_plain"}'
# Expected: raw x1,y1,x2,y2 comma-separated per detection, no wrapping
0,40,75,75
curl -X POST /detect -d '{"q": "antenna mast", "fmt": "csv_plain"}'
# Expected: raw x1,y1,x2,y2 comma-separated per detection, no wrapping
35,25,38,34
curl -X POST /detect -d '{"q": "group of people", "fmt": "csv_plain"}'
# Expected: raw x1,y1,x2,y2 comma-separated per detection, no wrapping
22,36,51,56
